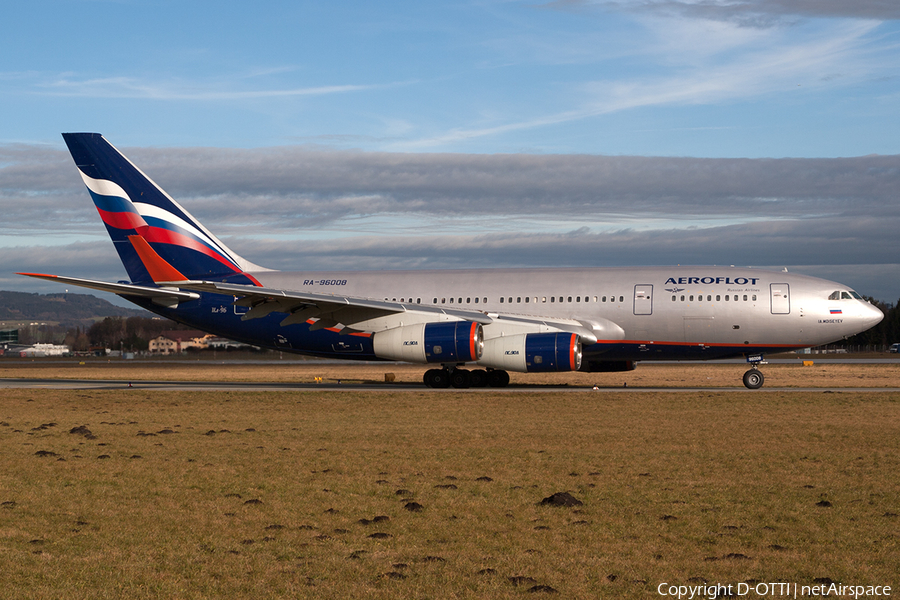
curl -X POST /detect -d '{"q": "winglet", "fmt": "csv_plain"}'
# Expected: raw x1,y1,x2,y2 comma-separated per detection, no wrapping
127,235,189,283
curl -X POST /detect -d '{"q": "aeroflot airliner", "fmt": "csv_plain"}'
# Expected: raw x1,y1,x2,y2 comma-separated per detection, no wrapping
20,133,884,388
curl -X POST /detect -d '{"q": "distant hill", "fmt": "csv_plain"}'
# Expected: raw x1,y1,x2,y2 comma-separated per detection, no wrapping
0,291,148,326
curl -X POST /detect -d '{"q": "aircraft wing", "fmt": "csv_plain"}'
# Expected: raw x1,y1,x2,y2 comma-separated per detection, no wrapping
176,280,495,329
180,280,603,342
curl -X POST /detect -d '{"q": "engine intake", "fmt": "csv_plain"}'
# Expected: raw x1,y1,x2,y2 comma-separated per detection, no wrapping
373,321,483,364
479,332,581,373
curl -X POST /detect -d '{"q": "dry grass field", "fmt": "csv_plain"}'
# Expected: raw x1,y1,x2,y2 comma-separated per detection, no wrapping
0,377,898,598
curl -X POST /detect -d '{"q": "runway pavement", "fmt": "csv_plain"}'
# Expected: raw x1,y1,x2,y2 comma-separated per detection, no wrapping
2,377,899,393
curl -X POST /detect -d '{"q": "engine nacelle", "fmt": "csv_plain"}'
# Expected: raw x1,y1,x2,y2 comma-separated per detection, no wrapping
373,321,483,364
479,332,582,373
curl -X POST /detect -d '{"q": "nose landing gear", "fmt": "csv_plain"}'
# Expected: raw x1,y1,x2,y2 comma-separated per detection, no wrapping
742,367,765,389
742,355,767,389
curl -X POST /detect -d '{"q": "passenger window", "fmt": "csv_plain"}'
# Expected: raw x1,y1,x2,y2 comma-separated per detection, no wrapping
620,296,624,302
500,297,504,303
716,295,720,301
433,298,438,303
743,295,747,301
466,297,470,303
690,295,694,301
577,296,581,302
449,298,454,304
707,295,712,301
417,298,421,304
509,297,513,303
525,297,530,303
752,295,757,301
725,295,729,301
441,298,446,304
517,297,521,303
474,297,479,304
680,295,685,301
672,296,676,301
593,296,598,302
483,298,487,303
602,296,607,302
567,296,572,302
550,297,555,303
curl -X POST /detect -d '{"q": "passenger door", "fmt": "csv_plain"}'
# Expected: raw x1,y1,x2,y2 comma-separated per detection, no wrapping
770,283,790,314
634,284,653,315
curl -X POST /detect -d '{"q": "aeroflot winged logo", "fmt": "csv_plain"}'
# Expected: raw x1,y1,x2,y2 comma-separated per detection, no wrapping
665,276,761,286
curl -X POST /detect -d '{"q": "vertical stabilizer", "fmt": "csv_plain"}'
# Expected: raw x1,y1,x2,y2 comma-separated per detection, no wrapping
62,133,267,284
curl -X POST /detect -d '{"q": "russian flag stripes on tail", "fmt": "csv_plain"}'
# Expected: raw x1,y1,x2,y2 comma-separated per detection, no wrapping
62,133,265,285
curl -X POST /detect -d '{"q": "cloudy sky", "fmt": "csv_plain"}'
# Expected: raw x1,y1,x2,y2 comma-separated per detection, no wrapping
2,0,900,304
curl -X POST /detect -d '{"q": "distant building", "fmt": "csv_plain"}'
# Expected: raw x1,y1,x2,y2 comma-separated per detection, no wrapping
147,330,253,354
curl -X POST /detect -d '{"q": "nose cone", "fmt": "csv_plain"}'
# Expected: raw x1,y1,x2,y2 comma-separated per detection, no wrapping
857,301,884,332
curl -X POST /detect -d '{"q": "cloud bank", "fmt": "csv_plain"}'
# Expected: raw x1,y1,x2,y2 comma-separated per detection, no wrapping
2,142,899,302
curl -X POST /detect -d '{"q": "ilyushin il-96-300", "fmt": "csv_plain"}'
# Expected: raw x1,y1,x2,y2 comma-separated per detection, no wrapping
20,133,884,389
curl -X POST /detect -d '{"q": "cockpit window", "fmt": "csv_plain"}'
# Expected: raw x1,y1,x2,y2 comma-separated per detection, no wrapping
830,290,863,301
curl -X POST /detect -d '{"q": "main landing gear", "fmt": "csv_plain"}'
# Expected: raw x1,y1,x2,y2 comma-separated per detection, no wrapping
423,367,510,389
742,356,767,389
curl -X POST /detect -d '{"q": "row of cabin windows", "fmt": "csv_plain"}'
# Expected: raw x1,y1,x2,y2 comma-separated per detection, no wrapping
672,294,757,302
384,296,628,305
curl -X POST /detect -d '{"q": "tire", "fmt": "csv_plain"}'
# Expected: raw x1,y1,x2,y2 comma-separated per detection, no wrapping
469,369,488,388
742,369,764,389
488,369,510,388
450,369,471,389
424,368,451,389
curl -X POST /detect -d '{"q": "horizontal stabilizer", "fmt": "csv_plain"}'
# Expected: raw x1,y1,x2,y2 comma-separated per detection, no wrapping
17,273,199,303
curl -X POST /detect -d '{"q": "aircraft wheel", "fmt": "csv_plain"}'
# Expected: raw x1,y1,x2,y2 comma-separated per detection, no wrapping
488,369,510,388
742,369,764,389
469,369,488,388
450,369,471,389
424,368,451,389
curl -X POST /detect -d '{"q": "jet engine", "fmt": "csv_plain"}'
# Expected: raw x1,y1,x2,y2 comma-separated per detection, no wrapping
479,332,581,372
373,321,483,364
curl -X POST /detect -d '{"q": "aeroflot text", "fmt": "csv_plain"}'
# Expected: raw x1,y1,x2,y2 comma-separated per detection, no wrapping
665,277,760,286
657,582,891,599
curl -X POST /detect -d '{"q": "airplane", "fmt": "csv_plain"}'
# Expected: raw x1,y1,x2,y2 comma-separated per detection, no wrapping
19,133,884,389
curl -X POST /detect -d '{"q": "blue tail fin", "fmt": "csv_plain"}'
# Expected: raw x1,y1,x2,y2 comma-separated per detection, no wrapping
62,133,266,284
